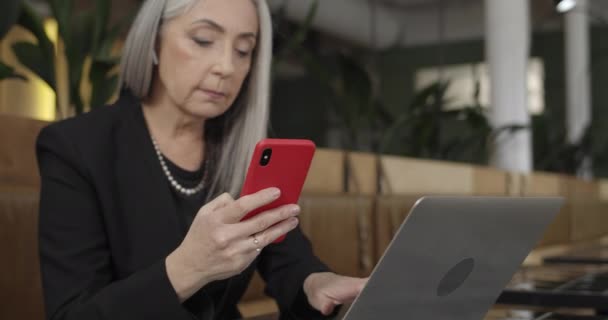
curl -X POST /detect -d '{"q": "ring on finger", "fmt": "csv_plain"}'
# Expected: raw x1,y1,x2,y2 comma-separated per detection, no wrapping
252,234,262,252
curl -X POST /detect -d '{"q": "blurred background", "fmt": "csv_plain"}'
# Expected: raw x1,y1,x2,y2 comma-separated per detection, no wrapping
2,0,608,178
3,1,608,319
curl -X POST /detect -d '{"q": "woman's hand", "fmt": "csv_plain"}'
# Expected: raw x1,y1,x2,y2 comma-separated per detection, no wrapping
303,272,368,316
166,187,300,301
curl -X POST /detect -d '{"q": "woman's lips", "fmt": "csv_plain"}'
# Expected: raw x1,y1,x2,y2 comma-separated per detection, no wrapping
200,89,227,100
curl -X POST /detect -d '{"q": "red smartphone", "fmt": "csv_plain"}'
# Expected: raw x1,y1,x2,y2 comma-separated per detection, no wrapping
240,138,316,243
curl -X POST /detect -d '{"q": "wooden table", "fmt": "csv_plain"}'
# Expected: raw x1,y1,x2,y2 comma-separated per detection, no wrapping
245,306,604,320
497,264,608,313
543,244,608,265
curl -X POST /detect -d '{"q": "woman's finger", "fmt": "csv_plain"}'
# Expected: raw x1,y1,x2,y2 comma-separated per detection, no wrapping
205,192,234,211
220,188,281,223
240,216,299,250
234,204,300,236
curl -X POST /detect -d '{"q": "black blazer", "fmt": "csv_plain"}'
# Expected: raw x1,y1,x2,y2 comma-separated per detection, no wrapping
36,92,329,320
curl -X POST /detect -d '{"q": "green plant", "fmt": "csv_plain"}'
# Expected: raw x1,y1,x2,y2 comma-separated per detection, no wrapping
0,0,26,81
380,80,527,164
0,61,26,81
0,0,21,39
289,41,517,160
272,0,319,67
5,0,131,117
322,54,391,151
271,0,392,150
532,114,608,177
271,1,529,164
284,46,392,150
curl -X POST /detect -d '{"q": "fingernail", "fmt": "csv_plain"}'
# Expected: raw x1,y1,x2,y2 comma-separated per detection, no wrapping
269,188,281,199
291,217,299,226
290,205,300,216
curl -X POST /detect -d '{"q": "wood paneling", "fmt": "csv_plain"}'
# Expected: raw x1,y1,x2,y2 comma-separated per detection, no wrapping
380,156,474,195
0,115,49,188
347,152,378,195
0,190,45,320
302,149,345,194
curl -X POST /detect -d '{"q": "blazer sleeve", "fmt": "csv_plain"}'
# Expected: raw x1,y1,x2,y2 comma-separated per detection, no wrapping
37,125,194,320
257,226,336,319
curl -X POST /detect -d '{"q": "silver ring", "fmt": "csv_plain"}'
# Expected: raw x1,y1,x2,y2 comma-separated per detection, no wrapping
252,235,261,252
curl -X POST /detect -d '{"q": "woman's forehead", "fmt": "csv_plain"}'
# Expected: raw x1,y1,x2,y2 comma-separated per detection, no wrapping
181,0,259,33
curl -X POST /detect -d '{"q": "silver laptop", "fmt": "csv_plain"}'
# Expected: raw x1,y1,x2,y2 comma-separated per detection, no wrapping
342,196,563,320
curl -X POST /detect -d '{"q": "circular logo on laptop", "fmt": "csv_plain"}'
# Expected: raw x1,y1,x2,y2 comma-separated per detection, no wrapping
436,258,475,297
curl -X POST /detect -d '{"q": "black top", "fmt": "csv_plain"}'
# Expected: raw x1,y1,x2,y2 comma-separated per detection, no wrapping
163,155,206,232
36,90,330,320
162,157,222,319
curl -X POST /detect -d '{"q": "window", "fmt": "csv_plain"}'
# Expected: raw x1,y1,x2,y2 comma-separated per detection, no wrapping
414,58,545,115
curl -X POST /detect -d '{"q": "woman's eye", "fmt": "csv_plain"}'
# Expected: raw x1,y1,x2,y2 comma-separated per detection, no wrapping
193,38,212,47
237,49,252,58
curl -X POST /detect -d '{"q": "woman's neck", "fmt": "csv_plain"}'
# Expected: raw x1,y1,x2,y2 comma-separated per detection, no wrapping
142,95,206,171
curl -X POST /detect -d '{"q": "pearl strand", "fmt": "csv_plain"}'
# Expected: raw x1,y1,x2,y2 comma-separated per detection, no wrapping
151,138,205,196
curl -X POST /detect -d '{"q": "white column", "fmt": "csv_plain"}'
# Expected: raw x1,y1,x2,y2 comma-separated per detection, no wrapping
565,0,592,178
565,0,591,143
484,0,532,173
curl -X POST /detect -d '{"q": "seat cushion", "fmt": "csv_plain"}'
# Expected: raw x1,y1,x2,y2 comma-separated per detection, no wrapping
0,188,45,320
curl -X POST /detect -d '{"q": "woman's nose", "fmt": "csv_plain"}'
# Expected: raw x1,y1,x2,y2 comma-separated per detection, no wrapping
211,46,235,77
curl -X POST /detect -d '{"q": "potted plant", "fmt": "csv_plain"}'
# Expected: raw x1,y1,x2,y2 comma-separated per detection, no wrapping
0,0,26,81
1,0,132,118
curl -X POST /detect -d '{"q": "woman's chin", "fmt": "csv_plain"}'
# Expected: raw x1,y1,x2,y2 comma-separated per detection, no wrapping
182,103,229,120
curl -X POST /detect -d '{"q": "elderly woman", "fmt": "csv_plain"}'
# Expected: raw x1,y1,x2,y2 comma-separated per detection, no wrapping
36,0,366,319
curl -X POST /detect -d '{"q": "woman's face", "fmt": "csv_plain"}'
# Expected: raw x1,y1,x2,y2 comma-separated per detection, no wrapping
155,0,259,119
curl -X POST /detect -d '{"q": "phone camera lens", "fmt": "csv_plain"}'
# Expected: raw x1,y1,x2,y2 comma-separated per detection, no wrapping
260,148,272,166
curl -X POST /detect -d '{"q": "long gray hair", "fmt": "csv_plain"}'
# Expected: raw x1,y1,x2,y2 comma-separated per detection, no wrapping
120,0,273,199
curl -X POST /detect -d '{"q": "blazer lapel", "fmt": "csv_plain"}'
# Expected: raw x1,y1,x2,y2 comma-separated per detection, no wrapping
113,94,182,270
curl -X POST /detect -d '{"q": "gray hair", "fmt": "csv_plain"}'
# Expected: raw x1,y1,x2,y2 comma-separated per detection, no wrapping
120,0,272,199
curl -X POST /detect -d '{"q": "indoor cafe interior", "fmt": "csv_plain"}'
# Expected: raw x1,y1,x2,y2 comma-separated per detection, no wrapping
2,0,608,319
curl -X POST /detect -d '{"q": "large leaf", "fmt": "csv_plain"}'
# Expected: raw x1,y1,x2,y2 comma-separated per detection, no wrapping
0,0,21,39
65,10,96,114
90,73,118,109
379,112,416,153
91,0,111,55
49,0,87,112
48,0,74,42
338,54,372,115
15,2,56,89
278,0,318,58
92,55,120,66
12,41,55,88
66,10,96,78
0,60,26,81
90,3,133,110
89,58,119,108
17,2,54,55
299,50,333,87
408,81,449,112
95,9,136,58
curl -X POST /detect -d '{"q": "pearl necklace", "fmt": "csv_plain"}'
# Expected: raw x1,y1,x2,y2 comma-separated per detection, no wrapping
151,138,206,196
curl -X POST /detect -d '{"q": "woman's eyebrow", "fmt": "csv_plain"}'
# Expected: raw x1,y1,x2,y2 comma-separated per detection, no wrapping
192,18,257,39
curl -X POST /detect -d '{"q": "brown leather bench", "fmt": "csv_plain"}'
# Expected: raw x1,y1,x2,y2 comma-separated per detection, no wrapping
374,195,421,262
238,194,375,317
0,115,47,319
0,190,377,319
4,114,608,319
0,187,45,320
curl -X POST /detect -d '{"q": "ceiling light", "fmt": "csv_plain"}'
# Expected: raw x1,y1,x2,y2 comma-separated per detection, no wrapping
555,0,577,13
